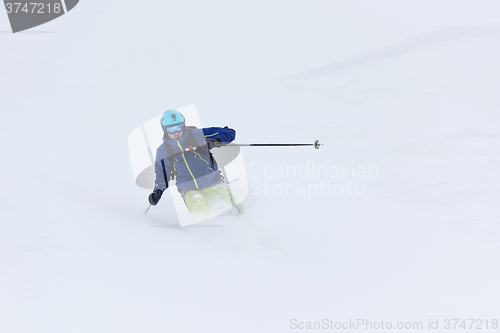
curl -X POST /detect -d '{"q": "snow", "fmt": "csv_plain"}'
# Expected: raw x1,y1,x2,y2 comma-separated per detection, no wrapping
1,1,500,332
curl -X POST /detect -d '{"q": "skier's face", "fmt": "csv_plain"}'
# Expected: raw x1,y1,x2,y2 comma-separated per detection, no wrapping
168,130,184,140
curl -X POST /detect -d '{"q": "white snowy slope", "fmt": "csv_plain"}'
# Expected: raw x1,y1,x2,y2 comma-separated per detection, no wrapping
1,1,500,332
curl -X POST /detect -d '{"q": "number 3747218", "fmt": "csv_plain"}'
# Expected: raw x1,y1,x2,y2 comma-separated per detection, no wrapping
444,319,498,330
5,3,62,14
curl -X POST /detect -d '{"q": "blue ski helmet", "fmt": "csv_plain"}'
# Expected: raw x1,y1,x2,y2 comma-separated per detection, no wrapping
161,109,185,128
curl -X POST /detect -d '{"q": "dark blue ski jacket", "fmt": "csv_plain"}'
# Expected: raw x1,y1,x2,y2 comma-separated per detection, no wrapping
153,126,236,194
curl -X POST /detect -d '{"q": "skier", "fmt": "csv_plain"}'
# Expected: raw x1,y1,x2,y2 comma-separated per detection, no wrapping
148,109,236,214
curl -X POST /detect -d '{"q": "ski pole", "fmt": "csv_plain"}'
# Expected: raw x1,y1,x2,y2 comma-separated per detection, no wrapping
144,204,152,214
167,140,321,158
229,140,321,149
231,141,321,149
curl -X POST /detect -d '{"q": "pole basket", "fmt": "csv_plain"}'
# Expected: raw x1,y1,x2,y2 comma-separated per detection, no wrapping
314,140,321,150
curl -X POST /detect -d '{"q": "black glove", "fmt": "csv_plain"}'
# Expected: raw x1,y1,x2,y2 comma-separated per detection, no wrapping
148,189,163,205
206,138,225,149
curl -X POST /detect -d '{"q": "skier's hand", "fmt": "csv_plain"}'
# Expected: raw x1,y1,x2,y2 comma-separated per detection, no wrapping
206,138,225,149
148,189,163,205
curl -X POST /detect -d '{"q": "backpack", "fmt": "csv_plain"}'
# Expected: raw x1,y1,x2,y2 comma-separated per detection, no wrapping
163,126,220,181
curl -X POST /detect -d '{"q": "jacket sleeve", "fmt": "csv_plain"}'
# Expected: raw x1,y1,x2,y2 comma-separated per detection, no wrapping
153,144,172,192
202,126,236,144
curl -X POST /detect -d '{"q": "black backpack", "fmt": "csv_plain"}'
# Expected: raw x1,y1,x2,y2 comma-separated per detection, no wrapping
163,126,220,181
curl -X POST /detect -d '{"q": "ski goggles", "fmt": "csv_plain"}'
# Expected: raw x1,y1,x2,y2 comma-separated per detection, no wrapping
165,124,184,134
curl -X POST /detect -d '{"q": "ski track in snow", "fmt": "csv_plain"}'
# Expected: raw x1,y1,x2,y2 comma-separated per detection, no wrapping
279,24,500,246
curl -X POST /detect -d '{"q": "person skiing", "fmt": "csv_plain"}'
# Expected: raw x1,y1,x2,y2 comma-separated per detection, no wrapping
148,109,236,214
